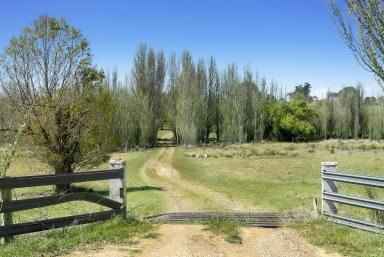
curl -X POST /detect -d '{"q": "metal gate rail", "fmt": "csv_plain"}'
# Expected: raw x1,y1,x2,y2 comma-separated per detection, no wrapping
321,162,384,234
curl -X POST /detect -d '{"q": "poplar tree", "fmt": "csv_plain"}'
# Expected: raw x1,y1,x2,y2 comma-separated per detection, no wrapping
131,44,165,147
195,59,208,143
208,57,222,141
253,77,268,140
165,53,179,141
243,69,256,141
221,64,246,142
176,51,198,145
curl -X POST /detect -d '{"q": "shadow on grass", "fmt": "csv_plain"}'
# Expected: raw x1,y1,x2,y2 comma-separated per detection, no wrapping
127,186,165,192
68,185,165,196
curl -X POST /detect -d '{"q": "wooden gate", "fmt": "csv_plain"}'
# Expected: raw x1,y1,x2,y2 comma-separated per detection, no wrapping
0,160,127,243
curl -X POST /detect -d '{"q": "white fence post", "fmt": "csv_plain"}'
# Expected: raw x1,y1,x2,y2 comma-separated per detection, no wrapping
321,162,338,215
109,160,127,218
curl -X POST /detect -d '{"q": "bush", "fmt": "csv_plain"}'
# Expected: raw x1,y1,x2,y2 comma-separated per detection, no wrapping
330,145,335,154
284,144,296,151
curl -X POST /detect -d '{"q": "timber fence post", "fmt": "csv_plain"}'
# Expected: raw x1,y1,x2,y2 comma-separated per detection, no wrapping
1,187,14,243
109,160,127,219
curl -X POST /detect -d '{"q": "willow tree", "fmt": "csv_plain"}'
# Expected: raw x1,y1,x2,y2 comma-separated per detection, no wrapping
0,16,108,192
366,98,384,139
330,0,384,86
332,86,364,138
316,99,331,139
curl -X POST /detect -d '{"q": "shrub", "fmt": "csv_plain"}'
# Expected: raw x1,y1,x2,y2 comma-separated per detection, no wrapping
284,144,296,151
329,145,335,154
307,143,316,153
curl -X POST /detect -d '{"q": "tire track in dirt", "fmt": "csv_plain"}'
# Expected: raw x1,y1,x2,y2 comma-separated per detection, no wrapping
140,147,255,212
138,148,197,212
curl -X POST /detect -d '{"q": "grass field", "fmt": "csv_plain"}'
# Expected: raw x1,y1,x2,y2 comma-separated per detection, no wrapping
176,141,384,212
1,139,384,256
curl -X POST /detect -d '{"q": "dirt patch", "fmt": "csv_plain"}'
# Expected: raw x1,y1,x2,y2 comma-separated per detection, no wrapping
136,224,342,257
65,224,343,257
244,228,343,257
63,244,141,257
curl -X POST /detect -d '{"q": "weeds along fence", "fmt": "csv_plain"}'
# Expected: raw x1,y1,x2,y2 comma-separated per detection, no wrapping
0,160,127,243
321,162,384,234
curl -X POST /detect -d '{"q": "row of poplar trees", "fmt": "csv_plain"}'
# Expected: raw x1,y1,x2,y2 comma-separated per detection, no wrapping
99,44,384,148
107,44,284,147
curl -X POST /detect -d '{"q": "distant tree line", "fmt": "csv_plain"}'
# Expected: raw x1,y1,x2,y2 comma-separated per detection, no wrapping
92,45,384,147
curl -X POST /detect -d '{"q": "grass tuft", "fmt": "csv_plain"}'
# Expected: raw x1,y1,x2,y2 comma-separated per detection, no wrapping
203,218,243,244
293,218,384,257
0,216,155,257
143,231,161,239
365,187,384,225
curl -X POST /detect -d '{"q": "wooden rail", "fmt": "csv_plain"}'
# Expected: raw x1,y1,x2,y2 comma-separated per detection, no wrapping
0,160,127,243
0,169,124,189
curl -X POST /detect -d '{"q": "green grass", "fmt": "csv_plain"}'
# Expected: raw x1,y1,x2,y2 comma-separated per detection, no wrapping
293,219,384,257
175,146,319,211
0,216,154,257
175,142,384,212
120,149,168,216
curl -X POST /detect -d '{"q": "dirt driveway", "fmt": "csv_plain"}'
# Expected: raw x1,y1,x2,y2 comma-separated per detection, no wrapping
67,224,342,257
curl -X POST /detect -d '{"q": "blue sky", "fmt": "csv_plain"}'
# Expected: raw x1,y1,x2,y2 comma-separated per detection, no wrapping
0,0,382,98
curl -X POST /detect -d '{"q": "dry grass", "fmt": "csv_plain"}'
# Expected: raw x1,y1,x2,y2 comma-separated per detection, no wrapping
182,142,301,159
182,140,384,160
318,139,384,152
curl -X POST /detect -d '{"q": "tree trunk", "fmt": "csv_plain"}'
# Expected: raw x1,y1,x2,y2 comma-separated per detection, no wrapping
216,122,220,142
55,183,71,194
54,163,73,194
